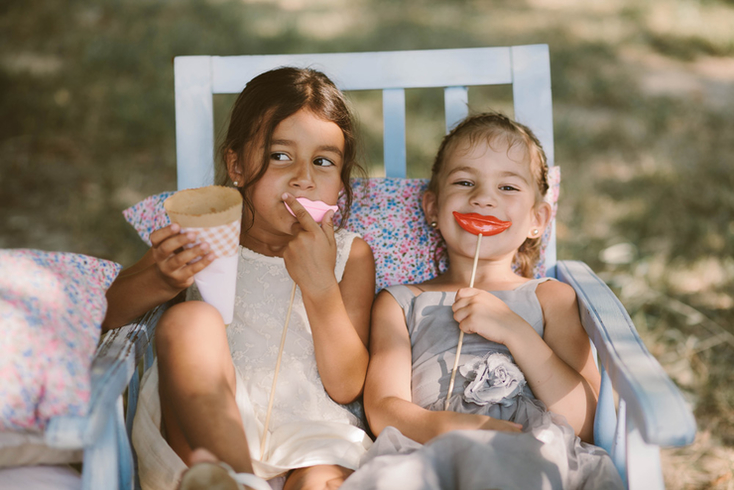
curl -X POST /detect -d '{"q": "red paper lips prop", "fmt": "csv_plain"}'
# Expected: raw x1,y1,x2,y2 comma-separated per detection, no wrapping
452,212,512,236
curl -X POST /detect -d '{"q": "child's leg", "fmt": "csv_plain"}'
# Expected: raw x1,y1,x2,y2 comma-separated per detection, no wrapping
156,301,254,474
284,465,353,490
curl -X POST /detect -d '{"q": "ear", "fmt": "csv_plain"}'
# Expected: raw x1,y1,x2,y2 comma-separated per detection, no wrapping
528,201,552,239
422,190,439,227
226,150,244,184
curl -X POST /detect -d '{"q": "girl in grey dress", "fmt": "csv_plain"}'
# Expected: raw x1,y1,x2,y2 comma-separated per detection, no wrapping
342,113,624,490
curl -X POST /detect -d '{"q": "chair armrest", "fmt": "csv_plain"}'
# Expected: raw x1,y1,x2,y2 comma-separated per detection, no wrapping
554,260,696,447
44,305,166,448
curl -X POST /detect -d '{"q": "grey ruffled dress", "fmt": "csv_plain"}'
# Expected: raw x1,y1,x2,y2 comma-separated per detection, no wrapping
341,279,624,490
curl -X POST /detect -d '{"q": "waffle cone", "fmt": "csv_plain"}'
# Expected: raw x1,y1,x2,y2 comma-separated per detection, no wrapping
164,185,242,228
164,186,243,258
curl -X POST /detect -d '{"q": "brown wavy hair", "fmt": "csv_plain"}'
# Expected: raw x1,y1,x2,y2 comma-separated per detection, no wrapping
428,112,550,278
216,67,363,227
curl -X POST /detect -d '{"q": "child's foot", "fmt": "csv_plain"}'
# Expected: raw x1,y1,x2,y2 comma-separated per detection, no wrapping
179,448,270,490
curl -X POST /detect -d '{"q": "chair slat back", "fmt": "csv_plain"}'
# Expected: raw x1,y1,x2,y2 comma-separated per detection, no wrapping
174,44,557,270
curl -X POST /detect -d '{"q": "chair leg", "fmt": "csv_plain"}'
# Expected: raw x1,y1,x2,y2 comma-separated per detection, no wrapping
594,365,617,454
626,416,664,490
117,395,135,490
611,398,628,485
82,401,120,490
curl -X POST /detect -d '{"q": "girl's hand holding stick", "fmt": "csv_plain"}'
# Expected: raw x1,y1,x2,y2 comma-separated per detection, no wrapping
445,212,511,411
260,195,338,456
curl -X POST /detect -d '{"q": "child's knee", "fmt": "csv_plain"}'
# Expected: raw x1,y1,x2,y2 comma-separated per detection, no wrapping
285,465,352,490
156,301,224,348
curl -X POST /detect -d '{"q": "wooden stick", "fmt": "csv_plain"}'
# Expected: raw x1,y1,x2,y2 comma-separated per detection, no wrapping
445,233,482,410
260,281,297,457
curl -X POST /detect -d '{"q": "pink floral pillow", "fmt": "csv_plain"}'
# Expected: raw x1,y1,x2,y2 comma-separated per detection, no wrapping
0,250,122,431
122,168,559,292
122,191,174,246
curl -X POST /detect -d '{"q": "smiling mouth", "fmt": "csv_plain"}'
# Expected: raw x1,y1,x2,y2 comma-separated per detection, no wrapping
452,211,512,236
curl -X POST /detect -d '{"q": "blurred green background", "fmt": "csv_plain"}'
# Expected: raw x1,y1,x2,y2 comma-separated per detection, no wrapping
1,0,733,486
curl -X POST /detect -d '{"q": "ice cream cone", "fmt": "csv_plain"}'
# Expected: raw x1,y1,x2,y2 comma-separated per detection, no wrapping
164,186,243,324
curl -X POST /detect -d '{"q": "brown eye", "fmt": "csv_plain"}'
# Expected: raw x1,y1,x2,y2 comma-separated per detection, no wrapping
314,157,335,167
271,152,290,161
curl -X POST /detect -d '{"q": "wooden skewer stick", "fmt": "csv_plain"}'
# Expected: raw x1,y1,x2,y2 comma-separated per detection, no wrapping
445,233,483,411
260,281,297,457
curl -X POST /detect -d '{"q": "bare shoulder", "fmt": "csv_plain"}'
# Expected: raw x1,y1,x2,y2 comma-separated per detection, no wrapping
536,279,584,339
343,236,375,277
369,289,411,351
347,236,375,264
372,288,400,314
536,279,578,311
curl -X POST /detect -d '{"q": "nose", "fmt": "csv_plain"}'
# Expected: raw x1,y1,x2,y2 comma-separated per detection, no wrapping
470,183,496,208
290,160,315,191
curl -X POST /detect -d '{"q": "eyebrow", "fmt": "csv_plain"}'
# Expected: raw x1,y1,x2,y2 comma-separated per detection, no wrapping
498,170,530,184
446,166,477,177
447,166,530,184
271,139,344,158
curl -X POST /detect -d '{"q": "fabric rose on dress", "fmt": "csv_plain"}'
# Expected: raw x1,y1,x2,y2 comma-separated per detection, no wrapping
459,352,526,407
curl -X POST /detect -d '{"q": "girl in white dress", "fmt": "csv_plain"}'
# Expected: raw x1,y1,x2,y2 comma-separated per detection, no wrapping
344,113,623,489
103,67,375,490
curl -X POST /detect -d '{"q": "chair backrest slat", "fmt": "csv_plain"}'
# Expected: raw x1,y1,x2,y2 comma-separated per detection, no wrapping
444,86,469,134
208,47,513,94
174,56,215,190
510,45,555,167
510,45,556,268
382,88,407,178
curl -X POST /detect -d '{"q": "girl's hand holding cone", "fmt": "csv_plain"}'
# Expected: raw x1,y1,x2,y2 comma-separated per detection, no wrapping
149,223,216,292
164,186,243,325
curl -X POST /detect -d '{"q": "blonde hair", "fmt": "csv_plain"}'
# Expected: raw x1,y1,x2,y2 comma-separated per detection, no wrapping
429,112,550,278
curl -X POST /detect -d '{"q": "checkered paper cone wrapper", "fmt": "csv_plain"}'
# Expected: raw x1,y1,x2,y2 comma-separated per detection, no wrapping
164,186,242,324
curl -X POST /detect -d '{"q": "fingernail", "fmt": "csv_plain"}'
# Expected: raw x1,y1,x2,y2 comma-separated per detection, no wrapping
171,223,180,232
187,232,196,240
200,242,210,250
281,192,290,201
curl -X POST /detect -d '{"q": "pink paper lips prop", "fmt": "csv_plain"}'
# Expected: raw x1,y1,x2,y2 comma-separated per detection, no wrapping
285,197,338,223
452,211,512,236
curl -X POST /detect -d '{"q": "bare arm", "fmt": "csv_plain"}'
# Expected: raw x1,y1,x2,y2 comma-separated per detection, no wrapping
365,290,522,443
101,224,214,332
533,280,600,442
282,197,374,404
301,236,375,404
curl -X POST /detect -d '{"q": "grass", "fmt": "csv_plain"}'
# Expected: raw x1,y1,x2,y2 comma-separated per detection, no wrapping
1,0,733,486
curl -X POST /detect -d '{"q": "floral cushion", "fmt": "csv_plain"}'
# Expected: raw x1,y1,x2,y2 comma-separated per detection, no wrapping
123,168,559,291
339,178,449,290
122,191,175,247
0,250,121,431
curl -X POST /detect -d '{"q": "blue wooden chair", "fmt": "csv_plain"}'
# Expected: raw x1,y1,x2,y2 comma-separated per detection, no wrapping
93,45,695,489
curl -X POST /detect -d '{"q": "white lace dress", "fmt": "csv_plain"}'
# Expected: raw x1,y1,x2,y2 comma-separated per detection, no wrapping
132,229,373,490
